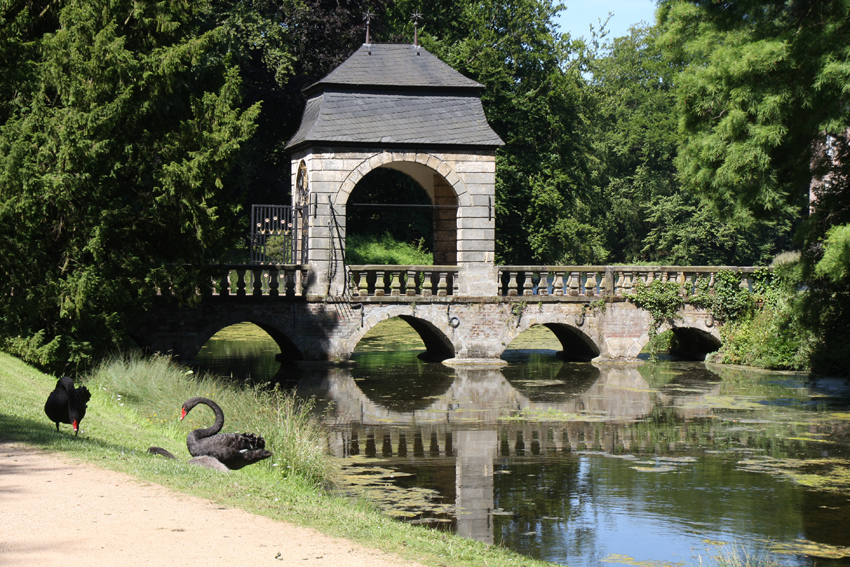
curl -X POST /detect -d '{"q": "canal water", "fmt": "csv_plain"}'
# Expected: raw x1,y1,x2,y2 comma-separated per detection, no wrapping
197,320,850,567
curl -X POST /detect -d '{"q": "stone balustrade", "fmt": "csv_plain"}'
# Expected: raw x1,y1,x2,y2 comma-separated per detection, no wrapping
186,264,762,300
348,265,460,297
206,264,310,298
496,266,762,298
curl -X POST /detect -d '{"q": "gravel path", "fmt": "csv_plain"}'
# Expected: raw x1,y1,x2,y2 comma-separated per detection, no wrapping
0,442,424,567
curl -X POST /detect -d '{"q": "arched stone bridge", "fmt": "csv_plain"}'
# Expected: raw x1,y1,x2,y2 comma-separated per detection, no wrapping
131,265,758,366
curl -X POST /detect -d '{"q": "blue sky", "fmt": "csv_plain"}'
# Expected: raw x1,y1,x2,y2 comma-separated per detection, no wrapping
553,0,658,41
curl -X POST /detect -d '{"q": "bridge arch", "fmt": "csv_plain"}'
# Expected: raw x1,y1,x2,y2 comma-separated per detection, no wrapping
502,320,600,362
188,317,304,365
668,326,722,361
349,308,456,363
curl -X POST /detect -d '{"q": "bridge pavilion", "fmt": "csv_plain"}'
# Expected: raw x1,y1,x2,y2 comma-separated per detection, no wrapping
285,42,503,297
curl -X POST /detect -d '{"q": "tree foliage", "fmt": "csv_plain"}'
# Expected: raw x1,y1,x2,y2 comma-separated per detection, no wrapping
657,0,850,220
388,0,599,264
0,0,262,371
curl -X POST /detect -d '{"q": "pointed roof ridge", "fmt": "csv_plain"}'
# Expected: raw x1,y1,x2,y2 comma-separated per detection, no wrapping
305,43,482,94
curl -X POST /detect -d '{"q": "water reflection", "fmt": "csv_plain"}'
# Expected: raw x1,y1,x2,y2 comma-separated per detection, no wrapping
197,323,850,567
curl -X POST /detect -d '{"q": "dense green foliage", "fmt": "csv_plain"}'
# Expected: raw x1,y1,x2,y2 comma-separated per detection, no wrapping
656,0,850,373
0,0,267,371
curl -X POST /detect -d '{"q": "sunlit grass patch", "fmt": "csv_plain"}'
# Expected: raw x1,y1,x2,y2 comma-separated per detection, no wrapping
87,354,336,489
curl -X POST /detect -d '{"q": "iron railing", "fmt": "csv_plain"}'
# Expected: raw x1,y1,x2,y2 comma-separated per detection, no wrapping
250,204,308,265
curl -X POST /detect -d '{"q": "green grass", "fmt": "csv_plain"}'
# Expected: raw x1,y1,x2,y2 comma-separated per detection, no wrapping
0,351,555,567
346,233,433,265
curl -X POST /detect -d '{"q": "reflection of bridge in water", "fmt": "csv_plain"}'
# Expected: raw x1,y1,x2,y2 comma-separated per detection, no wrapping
294,363,725,543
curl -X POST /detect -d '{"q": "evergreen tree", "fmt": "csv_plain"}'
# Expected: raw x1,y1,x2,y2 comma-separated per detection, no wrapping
0,0,261,371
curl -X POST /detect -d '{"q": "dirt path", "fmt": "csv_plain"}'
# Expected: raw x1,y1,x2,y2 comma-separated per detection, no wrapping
0,442,425,567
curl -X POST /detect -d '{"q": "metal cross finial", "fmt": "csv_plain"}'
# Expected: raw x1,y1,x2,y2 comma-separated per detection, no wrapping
411,12,423,47
363,10,375,45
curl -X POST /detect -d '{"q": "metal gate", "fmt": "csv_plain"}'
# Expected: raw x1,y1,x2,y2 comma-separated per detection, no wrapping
250,204,308,264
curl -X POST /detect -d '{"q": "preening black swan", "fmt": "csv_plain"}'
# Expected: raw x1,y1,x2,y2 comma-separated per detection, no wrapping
44,376,91,435
180,397,272,470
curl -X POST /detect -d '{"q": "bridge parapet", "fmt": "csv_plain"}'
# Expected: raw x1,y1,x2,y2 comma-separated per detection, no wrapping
348,265,459,297
497,265,761,298
194,264,762,301
201,264,310,298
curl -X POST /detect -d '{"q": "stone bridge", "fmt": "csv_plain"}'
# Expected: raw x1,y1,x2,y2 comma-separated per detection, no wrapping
130,264,758,366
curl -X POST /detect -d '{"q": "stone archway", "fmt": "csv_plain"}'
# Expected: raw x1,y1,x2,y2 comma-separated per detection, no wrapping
337,153,469,266
291,147,495,296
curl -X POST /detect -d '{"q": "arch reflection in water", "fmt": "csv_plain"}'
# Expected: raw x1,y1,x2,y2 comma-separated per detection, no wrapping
292,362,725,546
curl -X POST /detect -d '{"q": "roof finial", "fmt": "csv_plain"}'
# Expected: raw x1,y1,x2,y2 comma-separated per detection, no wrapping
363,10,374,47
412,12,423,48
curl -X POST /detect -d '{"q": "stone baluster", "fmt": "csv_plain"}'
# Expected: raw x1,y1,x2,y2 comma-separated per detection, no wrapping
538,271,549,296
437,271,448,297
390,270,402,296
661,270,669,283
406,270,417,297
739,273,750,292
507,271,519,296
285,268,297,297
614,271,624,296
349,270,361,297
422,270,434,297
268,267,279,297
452,272,459,296
599,270,610,296
235,268,247,296
677,271,686,295
568,271,580,296
552,271,565,296
218,271,231,297
622,271,633,295
709,271,716,294
522,272,534,296
299,267,309,296
585,271,598,296
253,268,264,296
683,273,693,296
375,270,386,296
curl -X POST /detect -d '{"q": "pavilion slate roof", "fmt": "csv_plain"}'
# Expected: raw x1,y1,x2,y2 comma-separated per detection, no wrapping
286,44,503,150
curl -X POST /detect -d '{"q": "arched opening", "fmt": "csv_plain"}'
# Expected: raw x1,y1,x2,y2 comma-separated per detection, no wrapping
351,317,455,411
668,327,722,361
353,316,455,362
544,323,601,362
501,323,600,363
195,322,302,382
345,163,458,265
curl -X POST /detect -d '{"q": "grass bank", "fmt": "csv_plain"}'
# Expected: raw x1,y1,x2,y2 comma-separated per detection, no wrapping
0,351,553,567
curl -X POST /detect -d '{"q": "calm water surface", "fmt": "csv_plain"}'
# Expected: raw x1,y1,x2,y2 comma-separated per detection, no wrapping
197,321,850,567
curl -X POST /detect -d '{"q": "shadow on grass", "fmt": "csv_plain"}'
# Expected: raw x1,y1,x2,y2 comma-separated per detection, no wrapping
0,411,149,458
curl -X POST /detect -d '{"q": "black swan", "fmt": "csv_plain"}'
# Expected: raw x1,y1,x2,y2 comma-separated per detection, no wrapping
179,397,272,470
44,376,91,435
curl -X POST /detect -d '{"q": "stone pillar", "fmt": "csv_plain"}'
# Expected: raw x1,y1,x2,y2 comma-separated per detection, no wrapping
432,174,457,265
